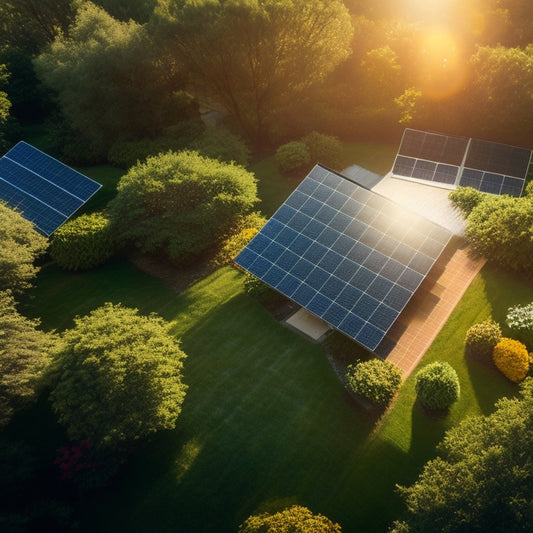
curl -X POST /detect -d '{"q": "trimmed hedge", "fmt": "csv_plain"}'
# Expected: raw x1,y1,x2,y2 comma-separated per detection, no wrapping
492,337,529,383
464,319,502,360
345,359,402,407
49,212,115,271
415,361,460,411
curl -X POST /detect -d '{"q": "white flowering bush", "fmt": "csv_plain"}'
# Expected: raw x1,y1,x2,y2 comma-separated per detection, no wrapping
506,303,533,350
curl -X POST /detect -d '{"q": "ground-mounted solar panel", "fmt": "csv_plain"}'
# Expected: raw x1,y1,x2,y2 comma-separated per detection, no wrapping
234,164,453,352
0,141,101,235
393,129,532,197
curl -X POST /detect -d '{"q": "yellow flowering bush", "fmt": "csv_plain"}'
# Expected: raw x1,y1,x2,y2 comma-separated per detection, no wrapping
492,338,529,383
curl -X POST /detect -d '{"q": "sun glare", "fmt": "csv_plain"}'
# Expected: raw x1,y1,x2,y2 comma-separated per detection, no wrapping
415,28,469,101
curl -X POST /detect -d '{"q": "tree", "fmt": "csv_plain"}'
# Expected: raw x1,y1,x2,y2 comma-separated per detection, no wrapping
153,0,353,143
107,150,258,262
0,201,48,293
0,291,52,427
414,361,460,411
238,505,342,533
34,1,196,154
0,64,12,151
49,303,187,449
393,378,533,532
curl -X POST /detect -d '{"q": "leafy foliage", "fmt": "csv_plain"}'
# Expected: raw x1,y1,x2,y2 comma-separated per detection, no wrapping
464,319,502,360
275,141,310,173
394,378,533,532
238,505,342,533
49,303,187,449
0,291,52,427
107,150,258,262
301,131,343,170
506,302,533,350
49,212,115,271
414,361,460,411
191,125,250,167
345,359,402,407
217,212,266,265
0,201,48,293
448,187,486,218
492,337,529,383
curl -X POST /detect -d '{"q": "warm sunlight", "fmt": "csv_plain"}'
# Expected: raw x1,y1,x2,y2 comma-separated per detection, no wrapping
415,27,469,101
400,0,457,21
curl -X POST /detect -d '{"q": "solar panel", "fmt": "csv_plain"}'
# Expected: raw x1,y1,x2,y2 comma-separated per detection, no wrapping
234,165,452,352
393,129,532,197
0,141,101,235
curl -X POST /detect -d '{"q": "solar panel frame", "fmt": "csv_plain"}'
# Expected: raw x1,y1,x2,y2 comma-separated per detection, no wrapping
0,141,102,236
234,164,453,352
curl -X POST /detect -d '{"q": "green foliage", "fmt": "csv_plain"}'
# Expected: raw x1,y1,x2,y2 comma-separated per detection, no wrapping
506,302,533,350
107,150,258,262
49,212,115,271
217,212,266,265
49,303,187,449
345,359,402,407
275,141,310,173
395,378,533,532
243,272,270,298
414,361,460,411
448,187,485,218
301,131,343,170
238,505,342,533
464,319,502,360
492,337,529,383
191,125,250,166
464,194,533,273
0,291,52,427
0,201,48,293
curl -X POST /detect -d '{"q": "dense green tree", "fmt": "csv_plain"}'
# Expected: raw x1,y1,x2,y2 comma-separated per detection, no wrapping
464,195,533,273
0,201,48,293
393,378,533,532
0,64,12,151
238,505,342,532
34,1,195,153
49,303,187,449
93,0,157,23
107,150,258,262
153,0,353,144
0,291,52,427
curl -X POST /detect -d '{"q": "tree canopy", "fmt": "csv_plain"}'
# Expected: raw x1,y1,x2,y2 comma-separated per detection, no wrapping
107,150,258,262
0,291,52,427
49,303,187,449
0,201,48,293
152,0,353,143
393,377,533,532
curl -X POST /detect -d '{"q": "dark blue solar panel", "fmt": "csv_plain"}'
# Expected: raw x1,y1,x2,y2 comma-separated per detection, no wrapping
393,155,416,177
434,164,459,184
234,164,452,352
285,191,307,210
500,176,523,197
0,141,101,235
479,173,503,194
412,160,436,181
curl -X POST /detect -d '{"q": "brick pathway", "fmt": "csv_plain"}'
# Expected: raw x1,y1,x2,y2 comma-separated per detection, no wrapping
376,237,486,377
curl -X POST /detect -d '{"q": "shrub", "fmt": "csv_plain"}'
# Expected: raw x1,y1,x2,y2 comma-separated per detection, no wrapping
301,131,343,169
107,138,183,169
217,212,266,265
275,141,310,173
464,319,502,359
415,361,460,411
506,302,533,350
49,213,115,271
492,337,529,383
345,359,402,407
448,187,485,217
191,125,250,166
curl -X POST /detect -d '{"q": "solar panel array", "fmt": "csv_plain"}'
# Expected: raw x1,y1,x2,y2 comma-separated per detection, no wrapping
0,141,101,235
392,129,532,197
235,165,452,352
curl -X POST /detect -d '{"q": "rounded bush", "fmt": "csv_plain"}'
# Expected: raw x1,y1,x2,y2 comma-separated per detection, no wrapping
492,337,529,383
415,361,460,411
449,187,485,217
301,131,343,169
465,319,502,360
49,212,115,271
506,303,533,350
192,126,250,166
346,359,402,407
275,141,310,173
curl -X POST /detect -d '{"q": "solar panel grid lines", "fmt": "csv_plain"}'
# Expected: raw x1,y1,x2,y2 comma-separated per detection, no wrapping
234,164,453,352
0,141,102,236
393,128,532,197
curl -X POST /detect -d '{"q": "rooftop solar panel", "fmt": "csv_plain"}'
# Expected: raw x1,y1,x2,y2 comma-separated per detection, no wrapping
234,165,452,352
393,129,532,197
0,141,101,235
